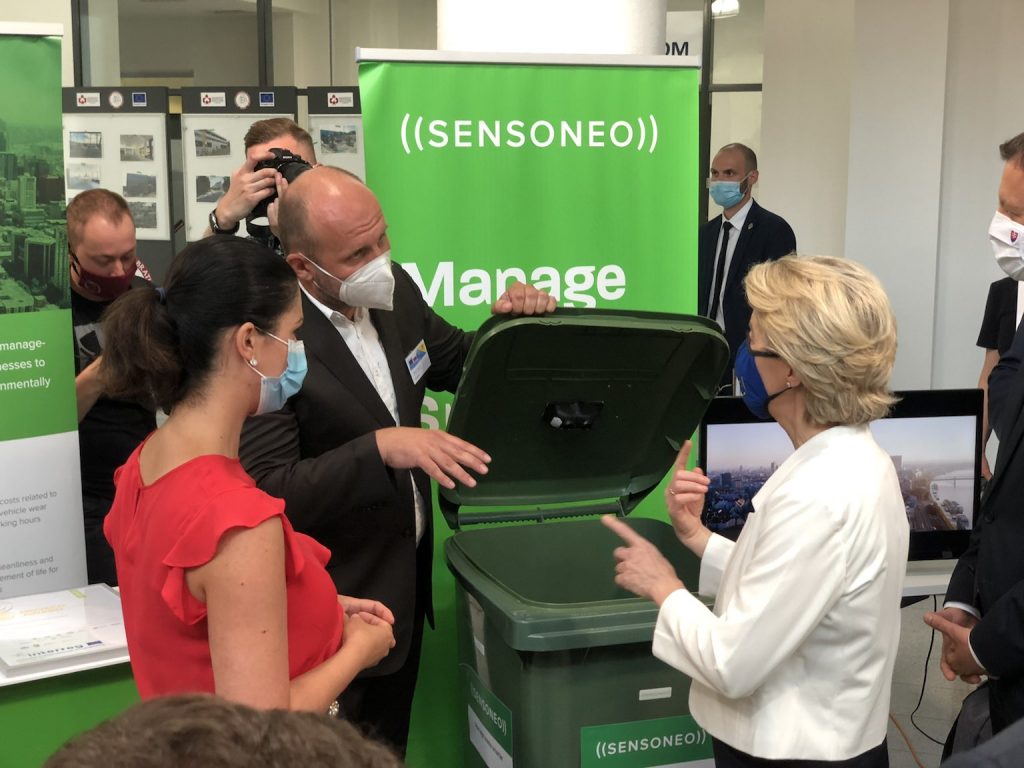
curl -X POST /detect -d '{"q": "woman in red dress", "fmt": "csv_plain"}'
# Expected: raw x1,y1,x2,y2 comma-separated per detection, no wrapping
100,236,394,712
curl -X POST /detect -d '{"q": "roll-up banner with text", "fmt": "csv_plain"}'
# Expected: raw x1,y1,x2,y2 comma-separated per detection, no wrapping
0,24,87,598
358,50,700,766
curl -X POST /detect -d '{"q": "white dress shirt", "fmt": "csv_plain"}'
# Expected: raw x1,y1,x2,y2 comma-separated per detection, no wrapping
302,286,426,543
653,425,909,760
710,197,753,329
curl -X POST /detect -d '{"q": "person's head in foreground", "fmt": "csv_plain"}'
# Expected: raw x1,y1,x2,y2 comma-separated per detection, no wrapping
45,694,404,768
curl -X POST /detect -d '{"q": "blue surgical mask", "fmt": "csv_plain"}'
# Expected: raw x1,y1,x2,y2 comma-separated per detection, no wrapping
734,339,789,420
707,174,750,209
250,331,307,415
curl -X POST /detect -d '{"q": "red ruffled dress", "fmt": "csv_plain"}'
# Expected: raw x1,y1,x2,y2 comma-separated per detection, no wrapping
104,443,344,699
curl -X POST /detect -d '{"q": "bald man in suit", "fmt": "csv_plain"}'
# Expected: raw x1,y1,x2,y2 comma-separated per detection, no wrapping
698,143,796,390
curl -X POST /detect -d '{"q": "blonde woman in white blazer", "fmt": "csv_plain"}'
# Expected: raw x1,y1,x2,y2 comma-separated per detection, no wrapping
606,255,907,768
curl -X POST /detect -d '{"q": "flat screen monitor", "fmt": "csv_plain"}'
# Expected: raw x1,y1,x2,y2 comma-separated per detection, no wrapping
697,389,982,561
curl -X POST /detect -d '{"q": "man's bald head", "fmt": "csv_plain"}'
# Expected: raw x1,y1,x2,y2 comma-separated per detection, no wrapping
276,165,368,258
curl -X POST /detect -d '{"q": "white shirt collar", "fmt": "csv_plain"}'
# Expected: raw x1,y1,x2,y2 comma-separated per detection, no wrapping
300,283,365,325
723,197,754,232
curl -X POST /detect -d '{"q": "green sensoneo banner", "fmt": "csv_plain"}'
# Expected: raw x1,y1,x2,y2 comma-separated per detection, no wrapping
359,53,701,767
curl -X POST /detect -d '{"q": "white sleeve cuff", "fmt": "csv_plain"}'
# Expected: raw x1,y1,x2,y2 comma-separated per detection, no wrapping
943,601,981,620
697,532,734,598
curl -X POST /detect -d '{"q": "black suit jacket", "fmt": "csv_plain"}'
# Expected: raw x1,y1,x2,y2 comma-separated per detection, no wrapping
947,321,1024,731
239,264,471,677
697,199,796,377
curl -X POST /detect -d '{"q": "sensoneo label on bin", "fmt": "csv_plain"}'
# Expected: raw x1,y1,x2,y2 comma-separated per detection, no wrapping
463,665,513,768
638,687,672,701
580,715,713,768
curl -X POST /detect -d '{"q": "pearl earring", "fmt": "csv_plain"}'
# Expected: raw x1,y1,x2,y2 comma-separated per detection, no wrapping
249,358,258,366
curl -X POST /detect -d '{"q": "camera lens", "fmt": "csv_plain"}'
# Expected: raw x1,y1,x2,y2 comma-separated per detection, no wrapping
248,148,312,222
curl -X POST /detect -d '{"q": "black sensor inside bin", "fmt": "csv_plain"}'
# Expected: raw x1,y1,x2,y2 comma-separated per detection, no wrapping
439,307,729,528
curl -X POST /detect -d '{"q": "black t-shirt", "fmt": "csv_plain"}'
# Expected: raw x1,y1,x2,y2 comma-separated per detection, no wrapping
72,284,156,501
977,277,1019,355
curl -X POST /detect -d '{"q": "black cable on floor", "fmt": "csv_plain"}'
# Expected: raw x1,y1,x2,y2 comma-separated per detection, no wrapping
910,595,948,746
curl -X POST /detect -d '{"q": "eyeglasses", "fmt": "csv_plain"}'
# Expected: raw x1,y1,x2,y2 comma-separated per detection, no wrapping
748,347,780,359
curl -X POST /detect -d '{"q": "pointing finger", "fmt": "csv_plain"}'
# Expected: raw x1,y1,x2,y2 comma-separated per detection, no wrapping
601,515,645,546
675,440,692,470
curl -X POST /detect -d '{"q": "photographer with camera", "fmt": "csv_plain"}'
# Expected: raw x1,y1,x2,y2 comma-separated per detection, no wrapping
204,118,316,250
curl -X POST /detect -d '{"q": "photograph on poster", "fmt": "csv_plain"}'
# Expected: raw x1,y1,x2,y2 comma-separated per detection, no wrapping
120,134,154,161
67,163,102,190
196,175,230,203
320,125,358,154
123,172,157,198
69,131,102,158
129,201,157,229
194,128,230,157
0,276,42,313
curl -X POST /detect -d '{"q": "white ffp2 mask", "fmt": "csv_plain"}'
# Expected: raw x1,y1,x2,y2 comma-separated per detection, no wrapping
304,251,395,310
991,211,1024,280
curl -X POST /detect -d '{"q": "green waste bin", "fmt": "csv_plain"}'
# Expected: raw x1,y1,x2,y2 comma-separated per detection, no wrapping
440,308,729,768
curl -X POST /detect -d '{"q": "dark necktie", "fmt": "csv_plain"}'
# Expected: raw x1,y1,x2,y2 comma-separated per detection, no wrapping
709,221,732,321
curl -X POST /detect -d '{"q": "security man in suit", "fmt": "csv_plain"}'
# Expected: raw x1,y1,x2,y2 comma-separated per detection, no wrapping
239,166,555,754
927,130,1024,736
698,143,796,390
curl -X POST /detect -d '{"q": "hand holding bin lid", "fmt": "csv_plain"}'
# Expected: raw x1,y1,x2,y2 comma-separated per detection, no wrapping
439,308,729,528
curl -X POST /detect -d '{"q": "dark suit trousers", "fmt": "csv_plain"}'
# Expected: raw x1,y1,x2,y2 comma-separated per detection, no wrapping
338,536,430,757
83,495,118,586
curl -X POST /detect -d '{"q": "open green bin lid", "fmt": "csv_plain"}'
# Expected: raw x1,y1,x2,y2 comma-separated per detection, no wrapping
439,308,729,529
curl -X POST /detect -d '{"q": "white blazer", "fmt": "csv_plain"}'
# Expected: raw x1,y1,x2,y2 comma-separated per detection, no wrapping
653,425,908,760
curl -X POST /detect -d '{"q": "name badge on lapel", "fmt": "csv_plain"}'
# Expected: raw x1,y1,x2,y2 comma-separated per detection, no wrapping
406,340,431,384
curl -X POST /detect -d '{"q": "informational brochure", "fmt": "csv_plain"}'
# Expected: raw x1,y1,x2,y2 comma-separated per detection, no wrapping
0,584,126,675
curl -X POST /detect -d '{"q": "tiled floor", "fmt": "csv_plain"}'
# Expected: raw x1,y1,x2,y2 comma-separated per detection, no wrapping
887,597,976,768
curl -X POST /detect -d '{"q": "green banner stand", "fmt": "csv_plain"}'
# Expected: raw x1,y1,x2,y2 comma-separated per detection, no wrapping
0,664,139,765
0,25,86,599
0,24,134,766
358,50,700,766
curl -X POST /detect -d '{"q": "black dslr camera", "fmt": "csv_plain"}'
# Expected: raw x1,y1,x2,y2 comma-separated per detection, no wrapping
245,147,313,240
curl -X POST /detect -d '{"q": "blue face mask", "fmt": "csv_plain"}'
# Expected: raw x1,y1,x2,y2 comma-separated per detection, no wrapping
250,331,307,415
734,339,789,420
707,174,750,209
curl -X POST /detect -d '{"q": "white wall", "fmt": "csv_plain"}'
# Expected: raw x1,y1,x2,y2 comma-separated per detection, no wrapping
280,3,331,87
329,0,437,85
843,0,949,390
762,0,1024,391
83,0,120,86
760,0,854,266
437,0,667,55
711,0,764,83
1,1,75,85
119,14,259,85
933,0,1024,389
